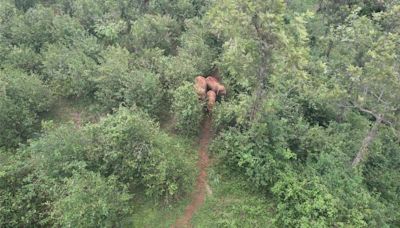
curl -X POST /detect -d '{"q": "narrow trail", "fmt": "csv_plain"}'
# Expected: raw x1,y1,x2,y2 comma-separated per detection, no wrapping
173,116,212,228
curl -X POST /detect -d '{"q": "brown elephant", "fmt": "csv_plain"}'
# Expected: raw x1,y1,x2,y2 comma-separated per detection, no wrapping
206,76,226,96
207,90,216,112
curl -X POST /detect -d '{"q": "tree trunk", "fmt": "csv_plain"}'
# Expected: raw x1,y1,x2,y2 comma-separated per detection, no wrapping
352,115,383,167
248,17,270,122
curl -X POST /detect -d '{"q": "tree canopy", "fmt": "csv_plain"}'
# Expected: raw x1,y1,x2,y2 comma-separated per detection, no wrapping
0,0,399,226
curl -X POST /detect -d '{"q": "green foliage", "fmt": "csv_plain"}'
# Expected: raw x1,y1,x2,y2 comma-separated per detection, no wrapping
212,97,306,187
122,69,164,117
177,18,220,74
95,46,164,116
68,0,109,31
94,18,127,44
157,53,199,91
85,107,195,200
206,0,286,94
8,5,55,51
172,82,204,136
94,46,131,109
2,45,43,73
84,107,160,182
1,105,196,226
42,43,97,97
192,166,274,227
0,69,52,112
212,94,250,131
28,123,88,179
51,14,88,47
272,172,338,227
0,69,52,148
149,0,211,21
51,171,132,227
1,0,400,226
131,14,180,54
364,127,400,225
0,151,56,227
208,0,400,225
140,134,195,201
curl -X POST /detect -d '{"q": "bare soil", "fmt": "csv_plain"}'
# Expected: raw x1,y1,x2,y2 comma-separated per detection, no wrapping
173,116,212,228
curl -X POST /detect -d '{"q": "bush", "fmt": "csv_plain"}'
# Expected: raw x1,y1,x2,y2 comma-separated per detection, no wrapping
140,132,196,202
51,171,132,227
272,172,338,227
172,82,204,136
0,69,52,148
94,46,131,110
8,5,55,51
211,109,297,187
212,94,250,131
122,70,164,118
364,127,400,225
27,123,89,179
42,43,97,97
131,14,180,54
85,107,195,201
177,19,219,75
2,45,43,73
95,46,164,116
0,151,57,227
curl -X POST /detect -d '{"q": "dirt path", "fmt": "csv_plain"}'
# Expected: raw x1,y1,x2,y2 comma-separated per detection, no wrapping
173,116,212,228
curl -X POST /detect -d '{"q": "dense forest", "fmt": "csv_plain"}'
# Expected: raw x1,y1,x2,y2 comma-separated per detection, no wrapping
1,0,399,227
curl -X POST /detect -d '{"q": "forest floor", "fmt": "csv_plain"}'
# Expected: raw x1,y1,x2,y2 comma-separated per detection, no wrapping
173,116,213,227
42,97,103,126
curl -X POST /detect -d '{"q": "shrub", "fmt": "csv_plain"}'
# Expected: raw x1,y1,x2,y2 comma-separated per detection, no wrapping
272,172,339,227
122,69,164,118
0,151,57,227
94,46,131,110
212,94,250,131
51,171,132,227
95,46,164,117
211,110,296,187
28,123,89,179
141,132,195,202
42,43,97,97
0,69,52,148
85,107,195,201
131,14,180,54
172,82,204,136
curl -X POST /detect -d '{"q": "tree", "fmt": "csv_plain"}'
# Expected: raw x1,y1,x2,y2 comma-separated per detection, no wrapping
95,46,164,116
51,171,132,227
121,69,163,117
206,0,288,121
272,172,338,227
172,82,204,136
8,5,56,51
0,150,56,227
207,1,399,226
27,123,89,179
1,0,399,226
363,127,400,225
94,46,131,110
0,69,52,148
324,10,400,167
41,43,97,97
84,107,196,200
130,14,180,54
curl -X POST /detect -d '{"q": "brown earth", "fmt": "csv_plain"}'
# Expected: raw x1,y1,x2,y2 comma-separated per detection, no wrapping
173,116,212,228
